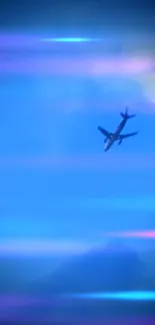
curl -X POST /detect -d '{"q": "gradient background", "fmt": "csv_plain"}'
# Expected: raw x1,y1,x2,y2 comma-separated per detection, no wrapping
0,1,155,324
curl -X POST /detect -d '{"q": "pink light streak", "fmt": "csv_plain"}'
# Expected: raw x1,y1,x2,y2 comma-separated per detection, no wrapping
103,230,155,239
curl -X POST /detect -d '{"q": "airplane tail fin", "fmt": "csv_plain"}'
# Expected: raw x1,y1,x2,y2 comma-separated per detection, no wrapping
120,107,136,119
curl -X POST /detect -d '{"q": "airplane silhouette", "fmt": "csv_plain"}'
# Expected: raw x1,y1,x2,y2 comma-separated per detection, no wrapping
98,107,139,152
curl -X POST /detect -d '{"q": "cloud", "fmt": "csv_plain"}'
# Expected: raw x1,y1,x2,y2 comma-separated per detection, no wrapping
136,71,155,104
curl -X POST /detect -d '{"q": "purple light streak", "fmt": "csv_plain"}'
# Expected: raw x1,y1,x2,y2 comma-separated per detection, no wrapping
0,239,92,256
0,293,154,324
0,296,154,325
0,294,45,308
0,314,154,325
0,57,152,75
0,34,39,49
0,228,155,257
0,315,154,325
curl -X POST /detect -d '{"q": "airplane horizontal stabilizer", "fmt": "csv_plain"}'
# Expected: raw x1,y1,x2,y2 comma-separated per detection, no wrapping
120,112,136,119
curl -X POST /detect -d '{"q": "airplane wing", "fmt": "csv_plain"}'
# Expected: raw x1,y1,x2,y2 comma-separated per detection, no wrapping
119,131,139,139
98,126,112,138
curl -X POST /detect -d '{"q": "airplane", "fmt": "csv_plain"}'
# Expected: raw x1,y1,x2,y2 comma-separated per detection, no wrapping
98,107,139,152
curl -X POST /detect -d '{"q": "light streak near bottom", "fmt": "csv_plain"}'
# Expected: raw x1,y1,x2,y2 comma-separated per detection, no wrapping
68,291,155,301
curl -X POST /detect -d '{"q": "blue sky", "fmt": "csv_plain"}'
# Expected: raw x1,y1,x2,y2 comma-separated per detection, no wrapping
0,1,155,321
0,36,155,257
0,10,155,323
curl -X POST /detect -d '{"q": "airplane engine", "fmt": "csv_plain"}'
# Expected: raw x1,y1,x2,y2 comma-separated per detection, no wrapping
104,137,107,143
118,139,122,145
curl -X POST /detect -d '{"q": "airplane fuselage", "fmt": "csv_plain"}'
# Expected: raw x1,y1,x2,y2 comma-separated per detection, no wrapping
115,117,127,134
104,117,128,151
